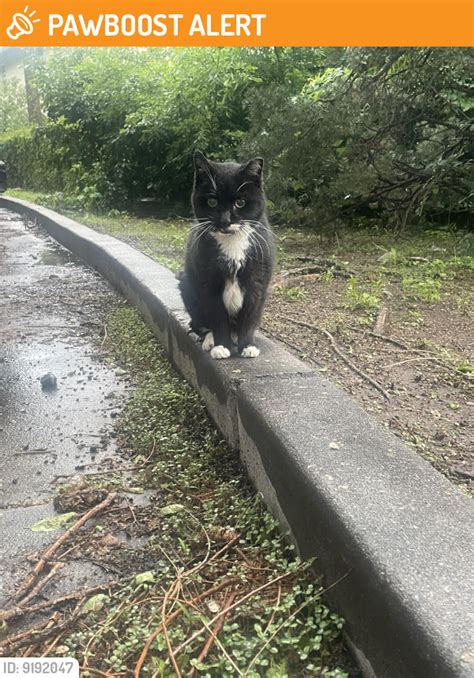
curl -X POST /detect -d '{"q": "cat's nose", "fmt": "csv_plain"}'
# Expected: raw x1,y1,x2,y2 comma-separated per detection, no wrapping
220,211,231,230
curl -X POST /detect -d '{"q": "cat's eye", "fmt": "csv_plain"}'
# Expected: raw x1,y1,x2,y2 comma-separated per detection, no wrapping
235,198,246,209
207,197,218,208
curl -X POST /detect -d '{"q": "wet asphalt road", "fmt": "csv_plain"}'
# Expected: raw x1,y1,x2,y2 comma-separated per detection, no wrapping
0,208,128,601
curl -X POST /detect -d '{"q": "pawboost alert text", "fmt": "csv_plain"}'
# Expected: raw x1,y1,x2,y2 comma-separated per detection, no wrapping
48,13,267,37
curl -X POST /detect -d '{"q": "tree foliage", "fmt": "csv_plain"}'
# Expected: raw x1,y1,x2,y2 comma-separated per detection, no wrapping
0,76,29,133
0,47,472,227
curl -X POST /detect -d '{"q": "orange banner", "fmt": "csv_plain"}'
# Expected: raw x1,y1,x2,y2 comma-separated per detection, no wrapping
0,0,472,47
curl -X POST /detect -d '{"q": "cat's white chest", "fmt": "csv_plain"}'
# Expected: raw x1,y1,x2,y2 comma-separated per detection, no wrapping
212,229,250,269
211,229,249,317
223,278,244,316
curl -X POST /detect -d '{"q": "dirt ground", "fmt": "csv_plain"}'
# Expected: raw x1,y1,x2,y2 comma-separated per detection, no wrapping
263,227,473,492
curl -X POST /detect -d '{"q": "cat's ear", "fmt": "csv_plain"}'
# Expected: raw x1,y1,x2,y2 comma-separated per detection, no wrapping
193,150,211,172
242,158,264,183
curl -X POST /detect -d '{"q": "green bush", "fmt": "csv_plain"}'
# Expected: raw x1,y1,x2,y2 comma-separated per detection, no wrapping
1,47,472,225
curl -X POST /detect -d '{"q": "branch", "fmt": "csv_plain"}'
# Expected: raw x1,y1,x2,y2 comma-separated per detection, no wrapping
281,316,391,400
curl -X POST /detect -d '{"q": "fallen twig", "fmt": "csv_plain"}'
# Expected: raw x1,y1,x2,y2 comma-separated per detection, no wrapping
16,562,65,607
350,327,470,377
133,578,240,678
350,326,409,350
281,265,351,280
382,356,439,369
0,612,81,654
161,579,182,678
262,328,323,368
189,593,237,678
12,492,117,604
0,579,121,623
100,323,108,349
13,449,55,456
171,569,298,662
80,667,117,678
373,306,388,334
282,316,391,400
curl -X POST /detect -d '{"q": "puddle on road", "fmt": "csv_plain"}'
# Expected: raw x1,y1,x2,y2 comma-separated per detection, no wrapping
37,246,75,267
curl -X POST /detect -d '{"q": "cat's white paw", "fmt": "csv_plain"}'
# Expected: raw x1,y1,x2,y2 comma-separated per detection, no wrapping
202,332,214,352
211,345,231,360
241,345,260,358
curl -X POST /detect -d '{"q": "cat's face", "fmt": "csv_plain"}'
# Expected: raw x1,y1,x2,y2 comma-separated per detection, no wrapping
192,151,266,234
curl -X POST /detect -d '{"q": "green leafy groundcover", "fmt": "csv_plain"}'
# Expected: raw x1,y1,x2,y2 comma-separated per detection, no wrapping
62,305,352,677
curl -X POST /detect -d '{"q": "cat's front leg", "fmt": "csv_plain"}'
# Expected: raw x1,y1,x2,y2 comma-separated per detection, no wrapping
210,321,233,359
236,307,262,358
206,299,233,360
237,329,260,358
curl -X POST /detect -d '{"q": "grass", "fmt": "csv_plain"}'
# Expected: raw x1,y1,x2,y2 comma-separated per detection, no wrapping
344,276,382,313
57,304,351,677
276,286,307,302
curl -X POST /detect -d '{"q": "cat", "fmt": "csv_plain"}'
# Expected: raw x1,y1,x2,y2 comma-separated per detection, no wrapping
179,151,274,360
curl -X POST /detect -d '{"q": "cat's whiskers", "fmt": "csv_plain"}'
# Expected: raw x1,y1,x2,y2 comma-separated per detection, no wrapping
243,224,272,260
189,223,214,253
189,220,213,233
244,219,273,233
245,219,281,243
241,224,266,261
250,233,265,262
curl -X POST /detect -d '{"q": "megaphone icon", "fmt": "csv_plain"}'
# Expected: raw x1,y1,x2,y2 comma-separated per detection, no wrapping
7,6,40,40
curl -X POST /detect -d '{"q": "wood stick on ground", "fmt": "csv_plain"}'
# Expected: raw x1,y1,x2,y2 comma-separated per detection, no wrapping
350,326,409,350
79,667,117,678
373,305,388,334
0,618,52,648
244,569,352,677
350,327,468,377
161,579,182,678
100,323,108,349
13,492,117,604
262,329,323,369
382,356,440,370
0,613,82,653
171,569,298,662
0,579,121,623
133,578,240,678
189,593,237,678
281,316,391,401
16,562,64,608
281,265,351,279
22,611,60,658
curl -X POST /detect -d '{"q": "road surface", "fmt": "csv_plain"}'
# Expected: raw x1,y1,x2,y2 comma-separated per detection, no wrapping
0,207,128,602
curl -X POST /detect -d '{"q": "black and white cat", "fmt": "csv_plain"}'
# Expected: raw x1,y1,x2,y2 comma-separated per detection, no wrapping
179,151,274,360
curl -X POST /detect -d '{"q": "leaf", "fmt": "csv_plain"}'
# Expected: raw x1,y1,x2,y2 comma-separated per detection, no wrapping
160,503,185,516
31,512,77,532
207,599,220,613
82,593,109,613
135,571,156,584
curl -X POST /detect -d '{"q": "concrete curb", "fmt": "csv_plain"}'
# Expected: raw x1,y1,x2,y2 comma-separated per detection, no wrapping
2,196,472,678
